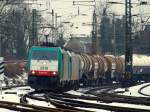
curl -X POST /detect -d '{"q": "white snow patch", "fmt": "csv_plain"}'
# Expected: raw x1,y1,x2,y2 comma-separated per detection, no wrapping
0,86,55,111
0,108,16,112
76,107,110,112
77,87,93,93
66,89,95,97
1,83,150,111
27,98,55,108
117,83,150,97
73,98,150,110
0,86,32,103
140,85,150,96
66,90,84,96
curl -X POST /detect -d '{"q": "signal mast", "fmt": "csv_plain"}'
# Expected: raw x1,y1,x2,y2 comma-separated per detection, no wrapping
125,0,133,84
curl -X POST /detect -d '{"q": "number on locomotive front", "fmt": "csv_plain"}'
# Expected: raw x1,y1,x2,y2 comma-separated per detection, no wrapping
30,50,58,77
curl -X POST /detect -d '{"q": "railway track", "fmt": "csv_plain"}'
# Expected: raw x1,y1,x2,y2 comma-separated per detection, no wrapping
0,100,73,112
47,91,150,112
138,83,150,96
85,85,118,94
0,86,45,112
20,86,150,112
20,90,87,112
85,85,150,106
2,85,27,90
2,84,150,112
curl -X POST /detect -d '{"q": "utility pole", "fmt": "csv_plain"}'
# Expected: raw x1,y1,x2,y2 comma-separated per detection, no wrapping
31,9,37,47
78,6,80,15
92,9,97,54
55,13,58,42
113,13,116,56
125,0,133,82
72,0,96,53
55,13,57,29
52,9,54,43
0,36,1,56
0,15,1,56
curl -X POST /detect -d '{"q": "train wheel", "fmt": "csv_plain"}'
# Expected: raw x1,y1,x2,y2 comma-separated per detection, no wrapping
73,81,79,90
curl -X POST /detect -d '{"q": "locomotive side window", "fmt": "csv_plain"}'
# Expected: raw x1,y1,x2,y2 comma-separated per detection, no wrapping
32,51,57,60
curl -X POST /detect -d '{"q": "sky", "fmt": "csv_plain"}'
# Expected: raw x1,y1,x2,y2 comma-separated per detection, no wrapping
25,0,150,39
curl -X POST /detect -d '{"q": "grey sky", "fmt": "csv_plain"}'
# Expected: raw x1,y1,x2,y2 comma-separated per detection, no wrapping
26,0,150,38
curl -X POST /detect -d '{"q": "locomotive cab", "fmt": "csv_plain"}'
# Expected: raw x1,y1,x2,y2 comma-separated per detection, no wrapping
28,47,62,90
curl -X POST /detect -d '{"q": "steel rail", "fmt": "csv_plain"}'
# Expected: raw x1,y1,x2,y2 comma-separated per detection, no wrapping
0,100,58,112
138,84,150,96
47,92,150,112
19,85,150,112
85,85,150,106
21,91,87,112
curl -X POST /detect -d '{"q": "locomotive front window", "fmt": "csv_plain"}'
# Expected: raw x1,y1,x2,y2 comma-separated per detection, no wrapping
32,50,57,60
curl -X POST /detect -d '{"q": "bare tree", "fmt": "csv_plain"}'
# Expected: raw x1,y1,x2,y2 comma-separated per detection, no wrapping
0,0,32,59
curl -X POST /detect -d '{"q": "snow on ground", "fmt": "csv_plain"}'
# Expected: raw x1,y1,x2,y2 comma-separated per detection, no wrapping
0,108,17,112
76,107,110,112
66,90,84,96
0,86,33,111
139,84,150,96
66,83,150,111
67,89,97,97
72,97,150,110
0,86,55,111
27,98,55,108
0,86,32,103
77,87,94,93
0,83,150,111
115,82,150,97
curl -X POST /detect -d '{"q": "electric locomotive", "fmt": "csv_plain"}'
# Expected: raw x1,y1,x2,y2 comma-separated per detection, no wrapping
28,47,63,89
28,46,80,90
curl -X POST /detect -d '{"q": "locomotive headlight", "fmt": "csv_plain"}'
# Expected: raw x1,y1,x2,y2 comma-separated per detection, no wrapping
32,71,35,74
52,71,56,75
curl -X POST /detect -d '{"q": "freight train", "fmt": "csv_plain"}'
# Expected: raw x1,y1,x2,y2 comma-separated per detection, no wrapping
28,46,150,90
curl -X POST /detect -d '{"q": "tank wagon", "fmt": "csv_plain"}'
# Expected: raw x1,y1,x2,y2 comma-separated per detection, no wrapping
28,46,150,90
120,54,150,81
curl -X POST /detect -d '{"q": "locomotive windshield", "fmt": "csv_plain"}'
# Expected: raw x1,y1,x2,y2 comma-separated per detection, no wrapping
31,50,58,60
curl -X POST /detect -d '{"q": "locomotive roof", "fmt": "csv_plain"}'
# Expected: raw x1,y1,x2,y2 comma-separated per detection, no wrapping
31,46,62,51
